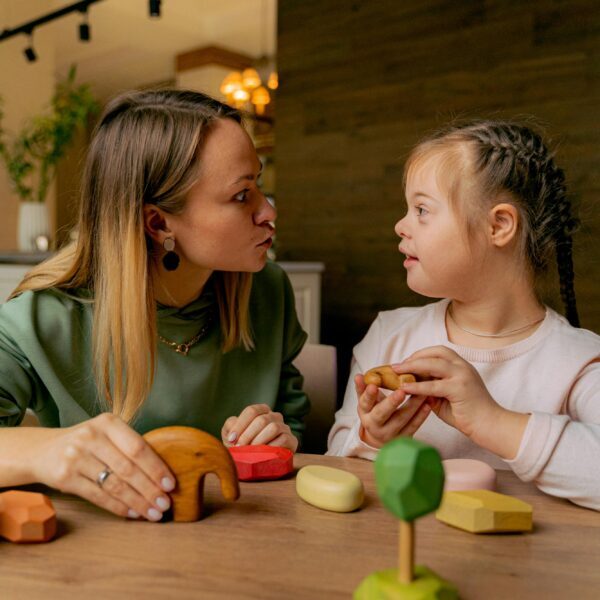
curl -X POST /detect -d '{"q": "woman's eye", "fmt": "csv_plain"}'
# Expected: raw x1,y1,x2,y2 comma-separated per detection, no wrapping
234,189,249,203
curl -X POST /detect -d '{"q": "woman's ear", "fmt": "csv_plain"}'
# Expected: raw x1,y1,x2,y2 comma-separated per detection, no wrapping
488,202,519,248
143,205,173,244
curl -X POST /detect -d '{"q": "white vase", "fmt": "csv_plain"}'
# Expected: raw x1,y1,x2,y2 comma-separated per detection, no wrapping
18,202,50,252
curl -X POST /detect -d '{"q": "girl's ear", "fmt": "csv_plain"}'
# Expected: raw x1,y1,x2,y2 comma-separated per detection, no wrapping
143,205,173,244
488,202,519,248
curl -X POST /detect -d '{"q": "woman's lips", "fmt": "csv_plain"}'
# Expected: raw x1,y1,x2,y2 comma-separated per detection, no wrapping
257,237,273,249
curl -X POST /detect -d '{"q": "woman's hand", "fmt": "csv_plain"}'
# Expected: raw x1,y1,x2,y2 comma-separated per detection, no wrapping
221,404,298,453
394,345,529,458
356,373,432,448
30,413,176,521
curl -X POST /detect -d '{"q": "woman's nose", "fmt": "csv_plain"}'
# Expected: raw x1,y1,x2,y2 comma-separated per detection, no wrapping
256,194,277,224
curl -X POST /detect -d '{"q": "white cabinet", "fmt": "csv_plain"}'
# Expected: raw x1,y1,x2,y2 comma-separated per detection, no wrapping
278,262,324,343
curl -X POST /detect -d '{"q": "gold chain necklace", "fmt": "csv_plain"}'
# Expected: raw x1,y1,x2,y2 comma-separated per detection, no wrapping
158,316,214,356
448,304,545,339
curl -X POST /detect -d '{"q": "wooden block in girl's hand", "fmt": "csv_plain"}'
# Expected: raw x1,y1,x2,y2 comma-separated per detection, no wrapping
228,445,294,481
0,490,57,543
364,365,417,390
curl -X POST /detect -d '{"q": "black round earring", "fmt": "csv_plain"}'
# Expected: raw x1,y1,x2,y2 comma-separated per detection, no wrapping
162,237,180,271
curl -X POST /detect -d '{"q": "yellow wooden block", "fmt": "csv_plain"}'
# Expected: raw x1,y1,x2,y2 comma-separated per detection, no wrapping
435,490,532,533
296,465,364,512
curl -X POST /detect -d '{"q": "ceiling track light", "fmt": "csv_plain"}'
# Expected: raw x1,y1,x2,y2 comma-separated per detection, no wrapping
23,31,37,63
24,45,37,63
0,1,105,62
79,8,90,41
149,0,162,18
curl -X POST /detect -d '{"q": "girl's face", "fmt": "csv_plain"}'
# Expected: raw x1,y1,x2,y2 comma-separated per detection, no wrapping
168,118,276,273
394,154,488,300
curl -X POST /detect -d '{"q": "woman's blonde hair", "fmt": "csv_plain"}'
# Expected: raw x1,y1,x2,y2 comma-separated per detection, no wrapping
12,89,254,421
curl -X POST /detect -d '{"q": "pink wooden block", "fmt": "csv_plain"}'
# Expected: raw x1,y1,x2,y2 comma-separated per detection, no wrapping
228,445,294,481
442,459,497,492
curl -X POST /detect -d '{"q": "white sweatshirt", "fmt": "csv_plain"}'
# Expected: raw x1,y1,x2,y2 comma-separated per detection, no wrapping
327,299,600,511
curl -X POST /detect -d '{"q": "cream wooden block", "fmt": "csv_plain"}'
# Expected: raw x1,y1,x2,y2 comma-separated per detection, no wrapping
296,465,364,512
442,459,497,492
436,490,533,533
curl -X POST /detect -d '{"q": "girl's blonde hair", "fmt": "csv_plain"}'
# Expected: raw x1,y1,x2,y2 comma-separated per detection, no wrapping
404,119,579,327
12,89,254,422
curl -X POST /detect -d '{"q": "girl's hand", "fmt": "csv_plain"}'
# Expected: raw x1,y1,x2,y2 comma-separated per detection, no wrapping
221,404,298,453
394,346,529,458
30,414,176,521
355,373,432,448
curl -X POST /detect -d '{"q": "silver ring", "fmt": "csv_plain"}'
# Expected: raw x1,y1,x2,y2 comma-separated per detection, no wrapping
96,468,112,488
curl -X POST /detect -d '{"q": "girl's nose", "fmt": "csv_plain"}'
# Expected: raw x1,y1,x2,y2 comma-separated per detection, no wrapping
394,215,409,239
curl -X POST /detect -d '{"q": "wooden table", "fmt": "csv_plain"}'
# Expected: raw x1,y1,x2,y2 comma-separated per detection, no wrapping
1,454,599,599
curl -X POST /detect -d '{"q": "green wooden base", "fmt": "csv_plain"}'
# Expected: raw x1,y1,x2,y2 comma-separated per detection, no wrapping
354,565,459,600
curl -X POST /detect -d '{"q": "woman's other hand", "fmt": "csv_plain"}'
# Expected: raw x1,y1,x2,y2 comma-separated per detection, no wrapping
222,404,298,453
31,413,176,521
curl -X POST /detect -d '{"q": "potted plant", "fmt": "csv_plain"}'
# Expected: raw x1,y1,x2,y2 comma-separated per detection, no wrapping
0,65,98,251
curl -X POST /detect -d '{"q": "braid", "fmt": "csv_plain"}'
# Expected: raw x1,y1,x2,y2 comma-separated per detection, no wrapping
551,170,580,327
428,120,581,326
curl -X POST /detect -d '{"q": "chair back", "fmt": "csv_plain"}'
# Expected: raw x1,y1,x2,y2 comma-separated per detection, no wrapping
294,343,337,454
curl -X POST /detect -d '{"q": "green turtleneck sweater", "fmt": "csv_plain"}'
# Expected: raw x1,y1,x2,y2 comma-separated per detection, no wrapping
0,263,309,443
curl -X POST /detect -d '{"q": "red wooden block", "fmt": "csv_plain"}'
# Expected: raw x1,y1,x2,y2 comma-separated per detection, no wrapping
0,490,57,543
228,445,294,481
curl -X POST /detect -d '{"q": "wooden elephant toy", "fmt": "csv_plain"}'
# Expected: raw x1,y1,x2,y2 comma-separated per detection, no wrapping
143,426,240,522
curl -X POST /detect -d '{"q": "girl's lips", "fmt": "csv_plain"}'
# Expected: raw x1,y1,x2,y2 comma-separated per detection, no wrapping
403,256,418,268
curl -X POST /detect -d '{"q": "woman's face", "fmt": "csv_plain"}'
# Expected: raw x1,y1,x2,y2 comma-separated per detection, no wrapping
169,118,276,273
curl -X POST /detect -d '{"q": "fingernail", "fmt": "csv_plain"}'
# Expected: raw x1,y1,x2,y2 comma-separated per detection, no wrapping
156,496,170,511
228,432,237,443
127,509,140,519
161,477,175,491
147,508,162,521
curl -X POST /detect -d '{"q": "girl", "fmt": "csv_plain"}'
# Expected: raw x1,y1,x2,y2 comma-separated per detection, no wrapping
0,90,308,521
327,120,600,510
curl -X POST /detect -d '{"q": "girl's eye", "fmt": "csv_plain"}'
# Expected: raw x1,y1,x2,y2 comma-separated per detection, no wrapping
416,205,428,217
234,189,249,203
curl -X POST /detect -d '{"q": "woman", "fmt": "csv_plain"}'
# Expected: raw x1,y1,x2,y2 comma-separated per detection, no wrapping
0,90,308,522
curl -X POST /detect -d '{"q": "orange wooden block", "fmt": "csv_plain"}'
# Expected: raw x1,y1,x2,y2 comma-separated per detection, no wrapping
0,490,57,543
229,445,294,481
143,426,240,522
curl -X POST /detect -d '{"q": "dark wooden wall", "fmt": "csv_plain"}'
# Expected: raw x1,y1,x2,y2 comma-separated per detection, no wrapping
275,0,599,401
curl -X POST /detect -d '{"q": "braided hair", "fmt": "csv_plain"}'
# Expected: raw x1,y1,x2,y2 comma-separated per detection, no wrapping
406,120,580,327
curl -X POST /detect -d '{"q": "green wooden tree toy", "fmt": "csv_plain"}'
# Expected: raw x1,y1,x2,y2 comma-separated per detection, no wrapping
355,438,459,599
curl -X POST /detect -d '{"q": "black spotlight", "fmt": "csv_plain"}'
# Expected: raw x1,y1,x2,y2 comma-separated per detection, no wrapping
149,0,161,17
24,45,37,62
79,22,90,41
